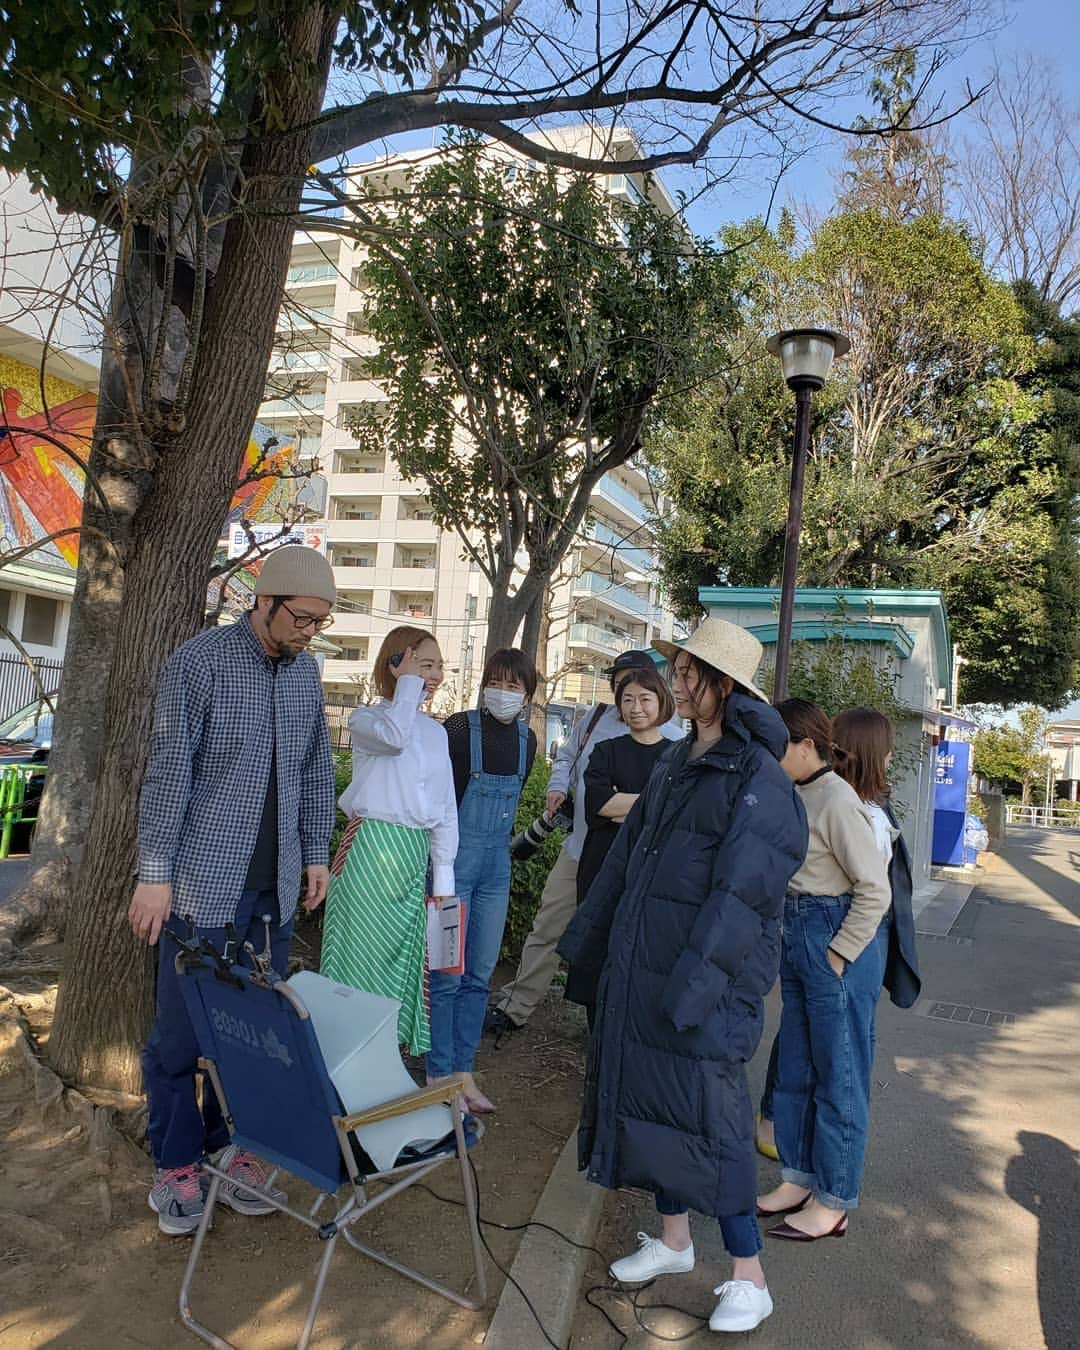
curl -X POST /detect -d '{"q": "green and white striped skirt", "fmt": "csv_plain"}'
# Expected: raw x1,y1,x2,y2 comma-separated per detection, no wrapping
320,816,431,1056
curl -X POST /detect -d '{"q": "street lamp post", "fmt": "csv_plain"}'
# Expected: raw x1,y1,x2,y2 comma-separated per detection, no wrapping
765,327,850,703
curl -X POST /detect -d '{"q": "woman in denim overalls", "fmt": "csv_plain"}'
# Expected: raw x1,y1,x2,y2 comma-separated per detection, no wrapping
428,649,537,1110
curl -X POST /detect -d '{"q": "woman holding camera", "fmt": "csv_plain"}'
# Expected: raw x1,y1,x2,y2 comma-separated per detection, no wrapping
321,626,457,1056
427,649,538,1110
565,666,676,1027
558,620,807,1334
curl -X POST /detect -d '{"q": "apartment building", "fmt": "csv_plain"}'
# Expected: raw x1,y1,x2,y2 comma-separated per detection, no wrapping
256,129,678,711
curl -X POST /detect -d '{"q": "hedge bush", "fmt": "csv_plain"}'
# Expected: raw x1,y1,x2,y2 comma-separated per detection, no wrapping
503,756,566,961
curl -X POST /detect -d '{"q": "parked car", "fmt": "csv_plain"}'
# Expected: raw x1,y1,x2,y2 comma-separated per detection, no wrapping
0,693,56,852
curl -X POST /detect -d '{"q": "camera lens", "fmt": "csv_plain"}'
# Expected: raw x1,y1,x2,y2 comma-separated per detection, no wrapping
510,809,560,861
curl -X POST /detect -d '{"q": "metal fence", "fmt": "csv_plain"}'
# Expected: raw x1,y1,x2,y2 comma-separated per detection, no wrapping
325,702,354,752
1004,804,1080,830
0,654,63,721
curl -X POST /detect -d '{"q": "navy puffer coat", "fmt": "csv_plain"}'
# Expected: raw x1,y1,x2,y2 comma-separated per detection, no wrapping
557,694,808,1219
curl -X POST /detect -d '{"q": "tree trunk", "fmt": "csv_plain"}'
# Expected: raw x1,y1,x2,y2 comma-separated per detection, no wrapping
47,9,339,1093
520,585,548,669
7,57,225,948
484,574,526,652
526,587,552,743
485,568,548,665
1,233,166,947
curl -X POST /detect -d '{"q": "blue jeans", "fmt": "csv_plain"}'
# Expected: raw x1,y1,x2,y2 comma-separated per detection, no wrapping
427,836,512,1077
141,889,293,1169
759,1032,779,1120
655,1192,762,1257
773,893,888,1210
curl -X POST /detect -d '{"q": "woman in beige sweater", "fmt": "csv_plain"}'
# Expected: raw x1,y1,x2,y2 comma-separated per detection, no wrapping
757,699,891,1241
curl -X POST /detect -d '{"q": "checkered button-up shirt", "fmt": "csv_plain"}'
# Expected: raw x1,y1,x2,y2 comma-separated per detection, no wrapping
137,616,335,926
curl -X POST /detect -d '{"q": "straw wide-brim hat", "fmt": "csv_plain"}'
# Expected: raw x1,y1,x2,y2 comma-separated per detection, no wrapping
653,618,769,704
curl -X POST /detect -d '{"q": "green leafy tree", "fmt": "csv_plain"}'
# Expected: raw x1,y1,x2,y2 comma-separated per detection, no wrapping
351,139,732,662
0,0,989,1089
973,706,1052,805
951,286,1080,707
655,57,1079,708
651,202,1080,706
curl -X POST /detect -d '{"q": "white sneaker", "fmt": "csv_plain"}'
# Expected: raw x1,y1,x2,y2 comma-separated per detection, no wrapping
609,1232,695,1283
709,1280,773,1333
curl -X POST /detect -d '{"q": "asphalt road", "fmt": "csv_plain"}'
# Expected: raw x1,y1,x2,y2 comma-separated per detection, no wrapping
577,828,1080,1349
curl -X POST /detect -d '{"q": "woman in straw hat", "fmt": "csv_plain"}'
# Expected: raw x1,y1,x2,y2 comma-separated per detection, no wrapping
558,619,808,1334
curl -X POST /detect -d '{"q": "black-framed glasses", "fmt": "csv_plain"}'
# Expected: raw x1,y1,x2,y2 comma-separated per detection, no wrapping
277,601,334,632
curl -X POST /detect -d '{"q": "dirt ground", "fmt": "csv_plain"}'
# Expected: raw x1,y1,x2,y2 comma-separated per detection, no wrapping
0,936,588,1350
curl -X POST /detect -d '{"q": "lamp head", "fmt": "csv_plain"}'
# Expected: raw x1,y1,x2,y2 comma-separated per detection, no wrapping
766,327,850,391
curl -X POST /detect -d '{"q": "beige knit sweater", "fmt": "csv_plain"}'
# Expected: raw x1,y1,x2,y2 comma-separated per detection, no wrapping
788,770,892,963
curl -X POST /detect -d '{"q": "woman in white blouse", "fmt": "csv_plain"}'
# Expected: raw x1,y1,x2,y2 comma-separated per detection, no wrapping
320,626,457,1055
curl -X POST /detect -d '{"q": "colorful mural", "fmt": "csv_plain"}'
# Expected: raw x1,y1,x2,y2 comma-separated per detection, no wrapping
0,355,92,567
0,353,304,570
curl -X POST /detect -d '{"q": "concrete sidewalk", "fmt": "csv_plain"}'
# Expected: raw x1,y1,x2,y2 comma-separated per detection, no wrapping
568,828,1080,1349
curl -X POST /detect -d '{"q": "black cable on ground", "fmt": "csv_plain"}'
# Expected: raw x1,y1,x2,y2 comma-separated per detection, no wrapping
583,1280,709,1347
420,1163,711,1349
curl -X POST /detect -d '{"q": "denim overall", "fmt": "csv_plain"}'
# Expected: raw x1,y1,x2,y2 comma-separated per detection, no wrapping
426,710,528,1077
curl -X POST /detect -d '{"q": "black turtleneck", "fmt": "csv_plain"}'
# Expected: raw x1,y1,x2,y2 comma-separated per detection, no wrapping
443,709,538,806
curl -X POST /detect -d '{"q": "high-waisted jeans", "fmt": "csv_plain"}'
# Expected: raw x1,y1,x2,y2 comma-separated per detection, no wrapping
772,892,887,1210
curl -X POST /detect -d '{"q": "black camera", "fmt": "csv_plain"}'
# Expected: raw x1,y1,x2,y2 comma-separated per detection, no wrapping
510,804,574,861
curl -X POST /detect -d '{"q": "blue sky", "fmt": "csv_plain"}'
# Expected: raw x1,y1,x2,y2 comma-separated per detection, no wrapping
666,0,1080,721
674,0,1080,236
335,0,1080,717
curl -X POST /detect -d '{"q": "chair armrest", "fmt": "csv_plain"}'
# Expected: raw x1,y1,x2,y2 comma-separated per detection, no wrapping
336,1075,468,1130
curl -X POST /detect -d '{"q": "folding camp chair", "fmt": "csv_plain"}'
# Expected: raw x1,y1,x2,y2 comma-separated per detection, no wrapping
174,943,487,1350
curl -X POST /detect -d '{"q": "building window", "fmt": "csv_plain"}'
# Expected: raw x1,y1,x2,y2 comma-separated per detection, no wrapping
0,589,11,631
21,594,59,647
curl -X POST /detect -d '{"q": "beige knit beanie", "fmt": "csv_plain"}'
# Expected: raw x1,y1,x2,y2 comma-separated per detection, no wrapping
253,545,336,604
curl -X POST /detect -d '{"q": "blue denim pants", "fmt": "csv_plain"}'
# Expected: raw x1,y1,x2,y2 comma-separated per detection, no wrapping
141,889,293,1169
773,893,887,1210
655,1192,762,1257
428,835,513,1077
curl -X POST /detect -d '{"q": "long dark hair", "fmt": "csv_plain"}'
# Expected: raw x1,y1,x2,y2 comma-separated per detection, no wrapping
832,707,894,803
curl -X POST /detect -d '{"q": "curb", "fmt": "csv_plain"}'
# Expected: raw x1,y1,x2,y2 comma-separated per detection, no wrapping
484,1126,605,1349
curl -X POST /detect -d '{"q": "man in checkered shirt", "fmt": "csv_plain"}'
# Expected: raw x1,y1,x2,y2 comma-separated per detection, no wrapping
128,545,336,1235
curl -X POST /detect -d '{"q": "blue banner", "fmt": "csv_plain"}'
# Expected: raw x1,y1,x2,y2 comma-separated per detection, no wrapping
932,740,972,865
934,741,971,813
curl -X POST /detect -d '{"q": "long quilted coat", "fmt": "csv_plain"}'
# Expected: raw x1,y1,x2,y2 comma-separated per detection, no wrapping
557,694,808,1218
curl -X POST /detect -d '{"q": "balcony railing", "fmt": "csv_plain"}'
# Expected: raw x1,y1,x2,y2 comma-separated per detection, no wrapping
573,571,649,616
588,520,655,575
568,622,637,656
258,393,325,416
286,263,338,285
597,474,649,522
278,305,335,331
269,350,329,373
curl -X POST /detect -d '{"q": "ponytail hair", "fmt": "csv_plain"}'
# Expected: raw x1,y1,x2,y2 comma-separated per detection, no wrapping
832,707,894,803
776,698,833,762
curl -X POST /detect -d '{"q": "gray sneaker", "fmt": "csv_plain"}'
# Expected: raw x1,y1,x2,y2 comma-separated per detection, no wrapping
148,1164,206,1236
209,1144,287,1216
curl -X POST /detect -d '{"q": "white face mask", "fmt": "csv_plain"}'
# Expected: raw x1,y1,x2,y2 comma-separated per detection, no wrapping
482,688,526,722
